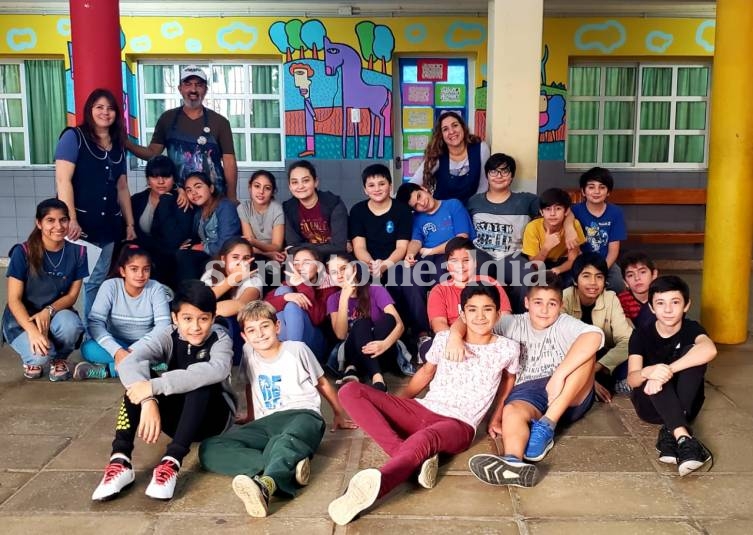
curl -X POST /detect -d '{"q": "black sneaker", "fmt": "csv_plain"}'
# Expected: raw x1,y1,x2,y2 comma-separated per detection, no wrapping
677,436,713,476
655,426,678,465
468,454,539,488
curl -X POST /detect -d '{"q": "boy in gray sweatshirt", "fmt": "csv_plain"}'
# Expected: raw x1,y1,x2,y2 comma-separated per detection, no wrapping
91,280,236,502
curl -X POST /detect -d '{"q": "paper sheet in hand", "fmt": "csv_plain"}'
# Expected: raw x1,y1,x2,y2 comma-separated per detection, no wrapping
65,238,102,282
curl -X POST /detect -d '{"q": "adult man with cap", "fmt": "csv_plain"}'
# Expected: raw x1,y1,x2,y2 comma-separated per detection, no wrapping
127,65,238,203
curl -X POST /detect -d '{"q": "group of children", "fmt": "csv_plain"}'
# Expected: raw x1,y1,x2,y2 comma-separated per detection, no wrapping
1,156,719,524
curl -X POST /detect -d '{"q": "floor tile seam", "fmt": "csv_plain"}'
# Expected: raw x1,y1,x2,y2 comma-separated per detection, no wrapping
333,435,364,535
0,403,117,510
505,514,731,521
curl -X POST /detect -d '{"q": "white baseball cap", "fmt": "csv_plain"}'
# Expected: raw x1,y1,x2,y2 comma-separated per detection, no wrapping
180,65,208,83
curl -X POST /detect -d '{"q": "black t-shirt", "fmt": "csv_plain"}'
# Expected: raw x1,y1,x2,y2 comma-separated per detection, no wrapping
581,303,595,325
349,199,412,261
628,318,706,366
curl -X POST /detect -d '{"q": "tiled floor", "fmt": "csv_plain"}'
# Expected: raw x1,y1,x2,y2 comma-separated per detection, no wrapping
1,266,752,533
0,341,752,534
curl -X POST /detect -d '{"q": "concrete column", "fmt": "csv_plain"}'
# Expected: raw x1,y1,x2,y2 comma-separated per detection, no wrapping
69,0,122,121
701,0,753,343
485,0,543,193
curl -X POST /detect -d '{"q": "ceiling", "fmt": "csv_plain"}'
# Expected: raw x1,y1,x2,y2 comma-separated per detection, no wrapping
0,0,716,18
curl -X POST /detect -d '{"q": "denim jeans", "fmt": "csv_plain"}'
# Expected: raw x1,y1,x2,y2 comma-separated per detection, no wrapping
83,241,115,334
273,287,326,361
80,336,131,377
9,309,84,366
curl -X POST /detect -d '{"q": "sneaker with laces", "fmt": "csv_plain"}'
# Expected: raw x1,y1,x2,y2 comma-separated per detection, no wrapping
49,359,71,382
295,457,311,486
145,456,181,500
614,378,631,395
73,362,108,380
92,454,135,501
328,468,381,526
656,426,678,464
339,365,359,385
468,454,539,488
417,454,438,489
677,436,713,476
23,364,43,379
232,475,270,517
524,419,555,462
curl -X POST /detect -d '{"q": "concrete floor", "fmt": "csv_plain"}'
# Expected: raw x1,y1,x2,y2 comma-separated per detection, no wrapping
0,340,752,534
1,268,752,534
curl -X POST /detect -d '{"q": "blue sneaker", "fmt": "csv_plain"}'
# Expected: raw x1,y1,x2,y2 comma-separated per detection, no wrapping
524,419,555,461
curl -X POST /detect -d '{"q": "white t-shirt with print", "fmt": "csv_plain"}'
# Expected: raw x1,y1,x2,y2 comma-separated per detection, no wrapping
419,330,520,429
241,340,324,419
494,313,604,385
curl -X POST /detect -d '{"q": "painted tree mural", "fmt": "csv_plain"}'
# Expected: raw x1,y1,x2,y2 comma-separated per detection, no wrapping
373,25,395,74
269,21,292,61
301,19,326,60
285,19,304,59
355,21,376,70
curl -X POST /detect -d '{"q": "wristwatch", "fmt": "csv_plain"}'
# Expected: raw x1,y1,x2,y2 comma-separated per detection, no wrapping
45,305,56,318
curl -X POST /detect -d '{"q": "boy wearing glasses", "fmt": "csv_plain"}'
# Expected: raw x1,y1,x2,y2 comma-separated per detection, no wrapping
467,154,578,311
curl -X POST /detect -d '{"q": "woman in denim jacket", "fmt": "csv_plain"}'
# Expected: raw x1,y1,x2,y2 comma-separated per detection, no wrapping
176,172,241,281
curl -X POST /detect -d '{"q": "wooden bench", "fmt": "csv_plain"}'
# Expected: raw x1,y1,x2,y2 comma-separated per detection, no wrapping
566,188,706,245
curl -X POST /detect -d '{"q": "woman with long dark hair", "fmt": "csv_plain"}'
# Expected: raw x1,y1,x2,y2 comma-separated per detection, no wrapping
2,199,88,381
410,111,490,204
55,88,136,328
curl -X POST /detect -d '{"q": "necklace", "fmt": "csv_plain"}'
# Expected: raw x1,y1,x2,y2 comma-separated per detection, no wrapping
45,246,65,270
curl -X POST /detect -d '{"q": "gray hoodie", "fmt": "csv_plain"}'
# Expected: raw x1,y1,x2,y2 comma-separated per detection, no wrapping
118,324,236,415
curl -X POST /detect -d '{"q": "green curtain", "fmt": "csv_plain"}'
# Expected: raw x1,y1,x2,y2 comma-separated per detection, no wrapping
568,65,708,165
25,59,66,164
250,65,280,161
0,63,25,161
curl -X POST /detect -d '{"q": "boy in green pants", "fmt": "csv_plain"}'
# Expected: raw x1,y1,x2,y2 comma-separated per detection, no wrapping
199,301,356,517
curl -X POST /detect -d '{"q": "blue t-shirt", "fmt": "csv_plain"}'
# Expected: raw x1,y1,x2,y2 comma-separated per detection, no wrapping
571,202,627,258
7,241,88,284
411,198,474,249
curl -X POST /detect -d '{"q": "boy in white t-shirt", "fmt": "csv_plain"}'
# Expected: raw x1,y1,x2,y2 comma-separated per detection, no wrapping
199,301,356,517
328,284,520,526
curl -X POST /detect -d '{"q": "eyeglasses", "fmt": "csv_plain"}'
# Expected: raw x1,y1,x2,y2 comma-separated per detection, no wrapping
488,167,512,178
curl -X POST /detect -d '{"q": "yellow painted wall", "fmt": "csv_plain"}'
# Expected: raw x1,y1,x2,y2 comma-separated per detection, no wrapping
0,15,716,85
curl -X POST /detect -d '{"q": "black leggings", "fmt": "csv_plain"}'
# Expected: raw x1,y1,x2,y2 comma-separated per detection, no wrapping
344,315,398,380
631,364,706,431
112,383,231,463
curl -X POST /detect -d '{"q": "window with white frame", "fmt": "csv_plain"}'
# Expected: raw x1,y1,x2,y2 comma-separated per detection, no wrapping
567,63,710,169
0,61,28,164
138,62,284,166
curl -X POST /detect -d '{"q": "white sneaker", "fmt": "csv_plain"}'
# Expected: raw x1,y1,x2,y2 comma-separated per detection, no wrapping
328,469,381,526
295,457,311,486
91,454,135,501
417,454,438,489
145,456,180,500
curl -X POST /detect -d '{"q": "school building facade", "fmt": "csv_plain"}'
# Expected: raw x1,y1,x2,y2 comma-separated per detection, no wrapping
0,0,750,342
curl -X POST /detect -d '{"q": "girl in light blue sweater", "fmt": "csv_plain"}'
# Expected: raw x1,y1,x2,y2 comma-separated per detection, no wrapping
75,245,171,379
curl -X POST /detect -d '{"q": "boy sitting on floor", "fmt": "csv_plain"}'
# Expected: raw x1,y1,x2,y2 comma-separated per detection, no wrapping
445,273,603,487
199,300,356,517
328,284,519,525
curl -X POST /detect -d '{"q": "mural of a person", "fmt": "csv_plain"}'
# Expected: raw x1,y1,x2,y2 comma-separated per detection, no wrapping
290,63,316,157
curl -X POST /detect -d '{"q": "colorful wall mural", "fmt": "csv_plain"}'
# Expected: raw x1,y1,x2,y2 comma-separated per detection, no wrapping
0,14,715,163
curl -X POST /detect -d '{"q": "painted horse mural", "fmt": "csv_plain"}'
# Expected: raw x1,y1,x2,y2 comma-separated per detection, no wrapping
323,36,391,159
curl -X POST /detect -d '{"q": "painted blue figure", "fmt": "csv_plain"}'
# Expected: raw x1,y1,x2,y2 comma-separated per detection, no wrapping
290,63,316,157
